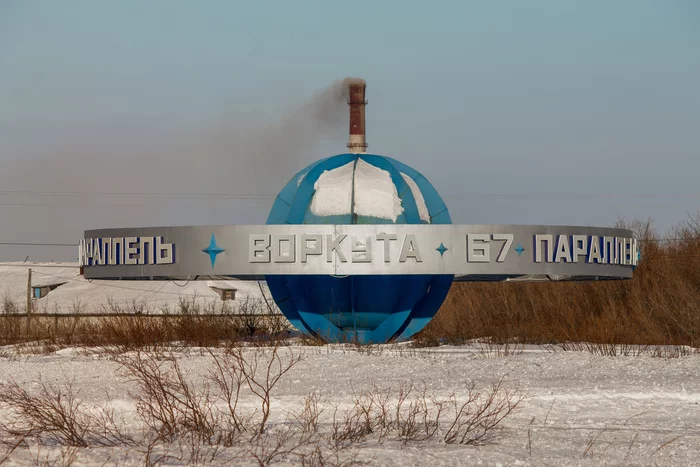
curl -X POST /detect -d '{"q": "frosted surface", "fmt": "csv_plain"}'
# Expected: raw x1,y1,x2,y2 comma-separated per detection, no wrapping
309,159,405,222
309,161,354,216
401,173,430,223
353,159,404,222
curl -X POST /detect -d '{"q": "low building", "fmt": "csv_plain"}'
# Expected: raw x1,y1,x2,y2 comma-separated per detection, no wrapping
0,262,266,314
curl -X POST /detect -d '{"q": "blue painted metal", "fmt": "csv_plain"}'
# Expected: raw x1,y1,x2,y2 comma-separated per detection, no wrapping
286,154,356,225
386,157,450,224
202,233,225,268
266,153,454,344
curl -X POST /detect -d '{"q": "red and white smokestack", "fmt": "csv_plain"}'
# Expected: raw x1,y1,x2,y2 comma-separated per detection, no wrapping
346,78,367,153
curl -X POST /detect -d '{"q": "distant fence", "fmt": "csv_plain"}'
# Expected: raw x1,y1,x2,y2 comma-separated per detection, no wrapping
0,313,283,318
0,311,292,346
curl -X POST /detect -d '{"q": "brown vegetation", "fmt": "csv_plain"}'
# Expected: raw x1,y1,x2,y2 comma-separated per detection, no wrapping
0,295,290,350
0,345,520,465
417,215,700,347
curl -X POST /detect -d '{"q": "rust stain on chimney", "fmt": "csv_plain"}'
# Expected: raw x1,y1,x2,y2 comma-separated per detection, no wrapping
346,78,367,153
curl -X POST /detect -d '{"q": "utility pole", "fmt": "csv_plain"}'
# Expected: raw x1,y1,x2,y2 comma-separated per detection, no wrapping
26,268,32,334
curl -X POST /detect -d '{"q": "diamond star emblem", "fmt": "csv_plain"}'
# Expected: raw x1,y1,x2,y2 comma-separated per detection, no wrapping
202,233,225,268
515,244,525,256
436,243,448,257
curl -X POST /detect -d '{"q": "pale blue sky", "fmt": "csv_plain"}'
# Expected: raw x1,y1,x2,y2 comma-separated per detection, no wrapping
1,1,699,261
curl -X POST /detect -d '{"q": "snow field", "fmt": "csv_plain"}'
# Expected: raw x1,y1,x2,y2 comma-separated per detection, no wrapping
0,344,698,465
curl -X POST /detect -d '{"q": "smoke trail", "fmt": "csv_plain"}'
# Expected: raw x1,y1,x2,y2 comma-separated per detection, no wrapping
0,78,359,260
181,77,360,194
238,77,357,188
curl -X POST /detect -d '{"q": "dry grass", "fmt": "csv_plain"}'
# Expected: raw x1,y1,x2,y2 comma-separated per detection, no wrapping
0,295,291,351
417,215,700,348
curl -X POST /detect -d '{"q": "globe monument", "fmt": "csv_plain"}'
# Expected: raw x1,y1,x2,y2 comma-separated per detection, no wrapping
266,152,454,344
79,79,639,344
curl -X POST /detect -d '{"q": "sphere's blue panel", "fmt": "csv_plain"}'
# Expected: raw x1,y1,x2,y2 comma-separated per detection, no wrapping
429,210,452,225
350,275,428,328
287,154,356,224
394,274,454,341
267,199,292,225
282,275,352,341
296,276,352,329
266,153,455,344
285,276,344,340
265,275,310,335
361,275,431,343
384,157,452,224
298,310,345,341
352,312,399,329
350,276,402,320
355,214,405,225
366,309,412,344
325,312,354,329
302,212,353,225
268,158,328,224
357,155,421,225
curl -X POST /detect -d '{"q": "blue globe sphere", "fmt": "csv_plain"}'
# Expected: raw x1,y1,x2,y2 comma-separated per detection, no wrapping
266,153,453,344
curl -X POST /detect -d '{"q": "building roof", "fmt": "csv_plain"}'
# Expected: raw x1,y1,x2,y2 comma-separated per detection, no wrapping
32,280,68,289
0,262,265,314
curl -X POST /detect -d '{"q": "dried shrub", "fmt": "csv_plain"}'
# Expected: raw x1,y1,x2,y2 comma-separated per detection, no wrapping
114,349,221,444
0,375,133,447
222,342,306,435
289,393,325,441
330,380,521,448
113,342,305,448
443,379,522,445
0,346,518,465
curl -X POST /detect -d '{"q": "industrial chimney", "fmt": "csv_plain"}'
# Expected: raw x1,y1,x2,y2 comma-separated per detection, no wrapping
346,78,367,153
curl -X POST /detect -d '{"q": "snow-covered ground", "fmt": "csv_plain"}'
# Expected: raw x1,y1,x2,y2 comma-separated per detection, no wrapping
0,343,698,465
0,262,264,313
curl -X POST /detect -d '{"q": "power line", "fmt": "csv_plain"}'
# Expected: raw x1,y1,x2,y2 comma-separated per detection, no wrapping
0,189,276,199
4,243,97,249
0,202,273,208
639,238,700,242
447,194,700,199
0,189,699,199
0,200,696,210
